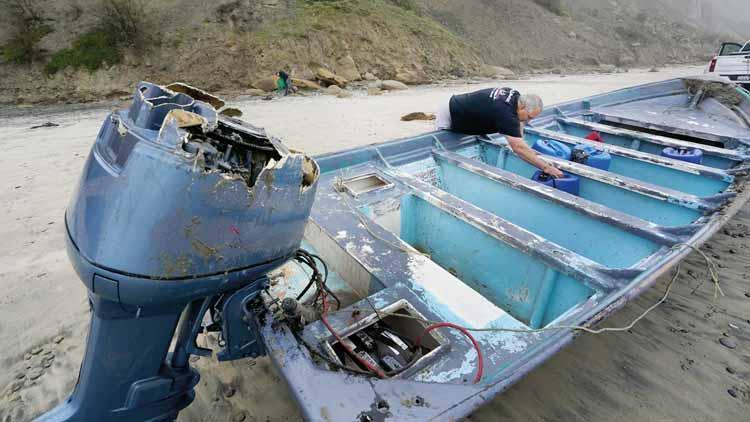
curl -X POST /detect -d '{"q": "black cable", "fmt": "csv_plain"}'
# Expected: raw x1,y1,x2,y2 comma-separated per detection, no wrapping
294,250,319,301
305,250,340,309
295,274,317,301
308,253,329,282
293,248,341,310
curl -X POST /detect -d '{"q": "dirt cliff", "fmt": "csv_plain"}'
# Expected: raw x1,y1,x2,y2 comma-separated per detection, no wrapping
0,0,746,104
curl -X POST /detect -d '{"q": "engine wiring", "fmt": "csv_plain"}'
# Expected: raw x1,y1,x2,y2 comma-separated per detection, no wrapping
319,291,388,379
276,249,429,380
293,248,341,310
279,248,387,377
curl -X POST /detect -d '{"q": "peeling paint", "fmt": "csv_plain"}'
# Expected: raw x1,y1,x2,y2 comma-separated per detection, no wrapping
191,238,223,261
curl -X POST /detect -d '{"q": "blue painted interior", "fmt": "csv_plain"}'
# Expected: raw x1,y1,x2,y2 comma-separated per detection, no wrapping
524,132,730,196
435,158,659,268
399,194,594,328
558,123,732,169
476,142,701,226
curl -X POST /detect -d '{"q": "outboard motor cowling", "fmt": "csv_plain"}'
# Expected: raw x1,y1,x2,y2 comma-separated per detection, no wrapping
40,82,319,422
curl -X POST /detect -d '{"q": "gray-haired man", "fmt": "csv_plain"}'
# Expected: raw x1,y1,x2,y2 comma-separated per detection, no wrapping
436,87,563,178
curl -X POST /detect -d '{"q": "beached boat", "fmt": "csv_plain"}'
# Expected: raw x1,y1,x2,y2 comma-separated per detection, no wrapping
261,75,750,420
41,77,750,422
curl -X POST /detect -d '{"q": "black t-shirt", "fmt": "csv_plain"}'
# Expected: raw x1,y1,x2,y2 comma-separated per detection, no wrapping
449,87,521,137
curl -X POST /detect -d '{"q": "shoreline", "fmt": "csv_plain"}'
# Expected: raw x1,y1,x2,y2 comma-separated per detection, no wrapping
0,63,707,117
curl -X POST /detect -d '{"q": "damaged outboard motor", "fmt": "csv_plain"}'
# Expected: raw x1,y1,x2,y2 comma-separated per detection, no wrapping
40,82,319,421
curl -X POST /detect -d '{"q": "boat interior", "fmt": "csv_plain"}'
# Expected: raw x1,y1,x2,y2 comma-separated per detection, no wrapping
261,77,750,420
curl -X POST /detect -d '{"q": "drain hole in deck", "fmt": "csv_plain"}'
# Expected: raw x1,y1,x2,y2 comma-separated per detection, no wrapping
340,173,393,197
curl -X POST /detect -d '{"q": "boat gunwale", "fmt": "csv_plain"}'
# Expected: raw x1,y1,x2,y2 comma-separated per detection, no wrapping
556,116,750,161
593,111,750,146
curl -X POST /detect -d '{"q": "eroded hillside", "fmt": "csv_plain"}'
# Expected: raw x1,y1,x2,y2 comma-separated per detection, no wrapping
0,0,745,104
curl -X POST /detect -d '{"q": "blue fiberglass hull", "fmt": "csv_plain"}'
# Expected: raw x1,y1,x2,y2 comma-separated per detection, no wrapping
261,77,750,420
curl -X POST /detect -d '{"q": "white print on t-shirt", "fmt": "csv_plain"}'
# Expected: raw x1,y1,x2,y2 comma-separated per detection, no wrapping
489,88,518,103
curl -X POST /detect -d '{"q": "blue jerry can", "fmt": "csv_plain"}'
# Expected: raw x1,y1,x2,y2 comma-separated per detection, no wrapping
532,139,572,160
661,147,703,164
571,145,612,171
531,170,580,196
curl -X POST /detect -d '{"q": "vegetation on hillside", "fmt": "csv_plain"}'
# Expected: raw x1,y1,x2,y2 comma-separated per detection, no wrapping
532,0,566,15
45,0,151,74
246,0,467,52
0,0,51,63
0,0,747,104
45,29,121,74
246,0,480,73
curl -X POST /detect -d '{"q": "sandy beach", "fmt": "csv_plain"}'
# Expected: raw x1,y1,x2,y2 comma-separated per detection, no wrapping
1,65,748,421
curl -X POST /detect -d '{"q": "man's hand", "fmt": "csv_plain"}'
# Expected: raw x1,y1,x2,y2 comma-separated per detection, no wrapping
506,136,564,178
543,164,564,179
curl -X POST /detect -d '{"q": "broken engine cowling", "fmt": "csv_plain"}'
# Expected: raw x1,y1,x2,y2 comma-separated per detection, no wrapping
40,82,319,422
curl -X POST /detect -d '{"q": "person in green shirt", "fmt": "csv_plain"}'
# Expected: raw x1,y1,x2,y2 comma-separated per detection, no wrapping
277,70,293,96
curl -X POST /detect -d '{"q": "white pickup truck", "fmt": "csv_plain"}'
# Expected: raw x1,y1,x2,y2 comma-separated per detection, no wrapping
705,41,750,90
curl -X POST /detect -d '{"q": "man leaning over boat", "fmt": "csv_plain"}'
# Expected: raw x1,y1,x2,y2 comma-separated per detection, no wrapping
437,87,564,178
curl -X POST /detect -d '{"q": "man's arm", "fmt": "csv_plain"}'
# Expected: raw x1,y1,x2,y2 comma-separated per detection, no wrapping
506,136,564,178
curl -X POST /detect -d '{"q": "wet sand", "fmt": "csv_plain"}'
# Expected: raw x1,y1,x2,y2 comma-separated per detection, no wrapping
1,65,748,421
